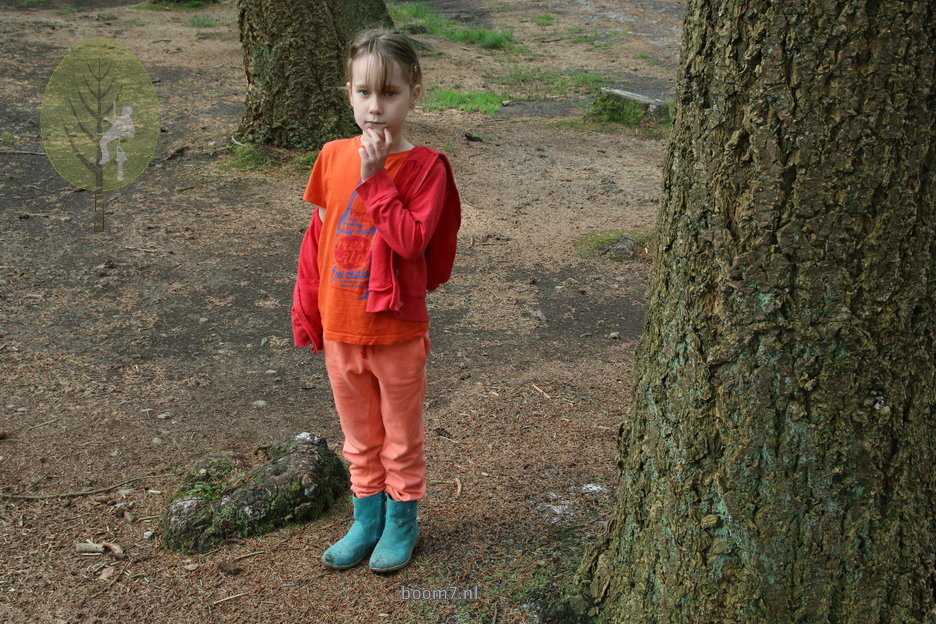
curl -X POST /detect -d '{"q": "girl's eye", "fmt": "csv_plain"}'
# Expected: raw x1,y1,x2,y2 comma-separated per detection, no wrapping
358,89,369,96
384,90,397,97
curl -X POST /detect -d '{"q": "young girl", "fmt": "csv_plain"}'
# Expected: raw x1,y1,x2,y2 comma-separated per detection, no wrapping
291,29,460,573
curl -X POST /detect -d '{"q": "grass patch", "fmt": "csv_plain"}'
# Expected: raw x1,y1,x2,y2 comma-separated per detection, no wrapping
492,66,606,98
587,92,674,127
189,15,218,27
553,116,672,140
221,143,272,170
97,13,118,21
424,89,505,115
637,53,663,65
294,150,318,173
575,229,656,260
135,0,216,11
0,133,13,144
533,13,554,26
388,1,515,50
54,6,83,13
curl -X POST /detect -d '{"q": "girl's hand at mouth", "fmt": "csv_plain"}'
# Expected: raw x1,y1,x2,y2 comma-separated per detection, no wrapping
359,127,392,180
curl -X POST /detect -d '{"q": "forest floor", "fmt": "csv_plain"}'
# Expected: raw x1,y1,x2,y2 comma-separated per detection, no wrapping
0,0,681,622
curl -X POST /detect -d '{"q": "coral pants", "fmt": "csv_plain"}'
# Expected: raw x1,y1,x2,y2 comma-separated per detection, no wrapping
323,334,429,502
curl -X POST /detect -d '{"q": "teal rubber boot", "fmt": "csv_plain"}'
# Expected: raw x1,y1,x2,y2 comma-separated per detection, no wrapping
322,492,385,569
369,496,419,573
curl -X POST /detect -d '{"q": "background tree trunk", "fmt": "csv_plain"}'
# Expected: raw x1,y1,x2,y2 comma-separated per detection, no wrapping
235,0,392,150
568,1,936,622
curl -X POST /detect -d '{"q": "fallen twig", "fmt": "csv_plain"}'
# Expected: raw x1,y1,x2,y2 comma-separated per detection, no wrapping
532,383,551,399
232,550,265,563
212,592,248,606
0,150,45,156
0,472,177,500
429,478,462,498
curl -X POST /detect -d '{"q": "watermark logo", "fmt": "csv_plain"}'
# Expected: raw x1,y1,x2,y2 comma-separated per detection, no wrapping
400,585,480,601
40,37,159,231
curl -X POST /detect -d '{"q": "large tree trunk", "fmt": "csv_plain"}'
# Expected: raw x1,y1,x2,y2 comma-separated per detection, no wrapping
235,0,392,150
568,1,936,622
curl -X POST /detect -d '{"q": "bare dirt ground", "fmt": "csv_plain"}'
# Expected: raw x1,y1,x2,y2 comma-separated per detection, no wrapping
0,1,682,622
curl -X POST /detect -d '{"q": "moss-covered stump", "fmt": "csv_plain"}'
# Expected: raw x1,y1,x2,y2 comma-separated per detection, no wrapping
161,433,347,553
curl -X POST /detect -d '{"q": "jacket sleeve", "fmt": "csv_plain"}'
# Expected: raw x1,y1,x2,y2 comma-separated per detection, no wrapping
355,159,447,260
291,208,324,353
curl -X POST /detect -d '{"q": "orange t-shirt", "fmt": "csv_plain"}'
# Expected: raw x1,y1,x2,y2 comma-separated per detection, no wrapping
303,137,428,345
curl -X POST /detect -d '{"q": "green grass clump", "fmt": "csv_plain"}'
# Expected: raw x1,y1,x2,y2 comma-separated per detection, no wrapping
388,1,515,50
494,66,606,97
222,143,271,170
137,0,216,10
294,150,318,173
587,92,673,128
424,90,505,115
533,14,555,26
189,15,218,27
97,13,118,21
575,229,656,260
589,96,647,125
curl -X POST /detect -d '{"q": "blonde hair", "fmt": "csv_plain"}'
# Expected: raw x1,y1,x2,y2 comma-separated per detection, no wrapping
346,29,422,91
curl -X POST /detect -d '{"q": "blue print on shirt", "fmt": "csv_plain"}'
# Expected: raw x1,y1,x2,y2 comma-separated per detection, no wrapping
333,187,377,299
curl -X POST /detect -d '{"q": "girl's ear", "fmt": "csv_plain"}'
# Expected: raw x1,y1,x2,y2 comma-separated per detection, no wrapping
410,84,422,109
346,81,352,102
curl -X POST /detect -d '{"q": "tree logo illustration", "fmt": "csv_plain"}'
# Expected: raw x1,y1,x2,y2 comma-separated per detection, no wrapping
40,37,159,231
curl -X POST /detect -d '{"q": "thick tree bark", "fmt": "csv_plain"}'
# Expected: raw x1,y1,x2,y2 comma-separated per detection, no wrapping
235,0,392,150
568,1,936,622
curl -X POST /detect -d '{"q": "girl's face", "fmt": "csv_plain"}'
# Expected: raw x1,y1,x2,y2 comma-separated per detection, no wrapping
347,54,420,151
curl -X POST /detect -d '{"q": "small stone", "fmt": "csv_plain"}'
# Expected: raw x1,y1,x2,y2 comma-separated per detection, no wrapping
117,488,134,496
16,407,27,413
143,530,155,540
265,370,277,375
152,437,163,445
198,317,208,323
157,412,170,420
605,236,638,260
252,400,268,408
609,332,620,340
